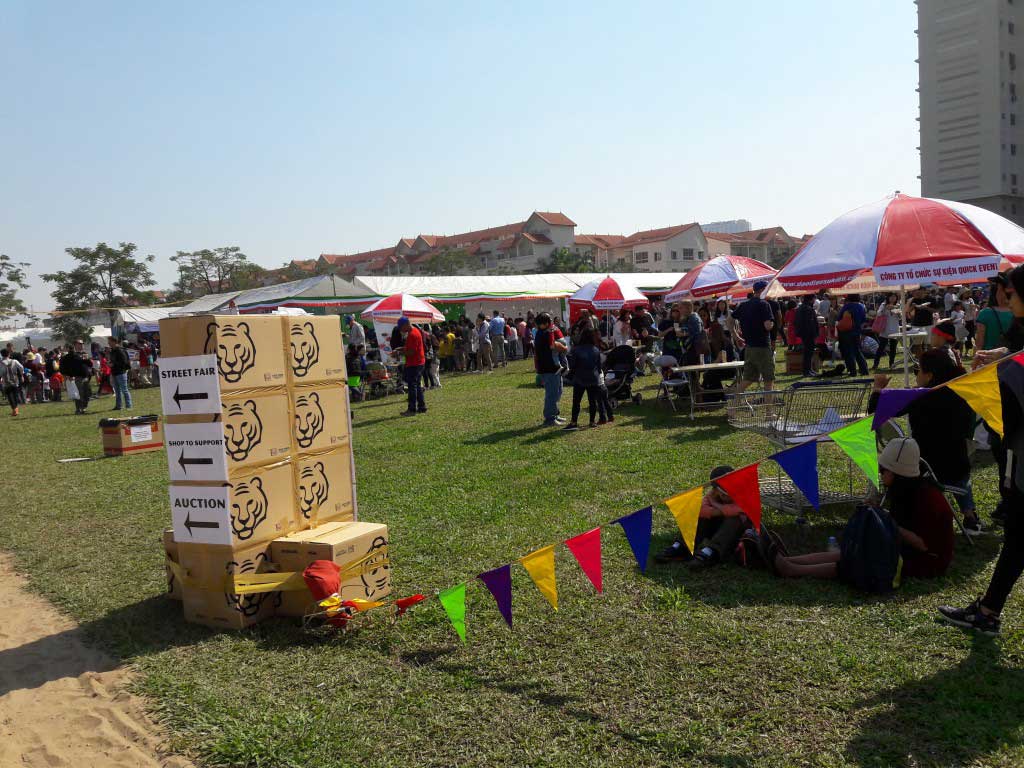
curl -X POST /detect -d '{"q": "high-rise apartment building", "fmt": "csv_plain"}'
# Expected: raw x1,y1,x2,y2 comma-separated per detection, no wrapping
918,0,1024,225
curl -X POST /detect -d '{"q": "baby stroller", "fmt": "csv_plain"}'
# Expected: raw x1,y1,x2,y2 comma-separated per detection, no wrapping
603,344,643,408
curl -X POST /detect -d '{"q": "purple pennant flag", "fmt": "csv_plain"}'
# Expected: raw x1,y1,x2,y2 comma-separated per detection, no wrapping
614,506,653,574
477,564,513,628
871,388,930,431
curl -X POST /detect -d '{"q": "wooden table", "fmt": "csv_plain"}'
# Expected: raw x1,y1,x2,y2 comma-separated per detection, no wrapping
663,360,746,419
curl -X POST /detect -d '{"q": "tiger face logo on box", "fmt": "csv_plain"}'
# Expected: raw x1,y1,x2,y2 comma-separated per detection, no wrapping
297,461,329,521
205,321,256,384
226,551,282,617
231,476,268,541
289,322,321,377
290,385,350,454
223,399,263,461
294,391,325,449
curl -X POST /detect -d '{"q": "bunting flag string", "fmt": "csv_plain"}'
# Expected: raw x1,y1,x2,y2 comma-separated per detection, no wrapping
564,528,603,594
477,565,513,628
520,546,558,610
715,465,762,530
771,440,820,511
949,364,1003,437
830,417,878,486
871,388,930,431
417,355,1014,646
438,583,468,643
664,487,703,555
614,507,653,573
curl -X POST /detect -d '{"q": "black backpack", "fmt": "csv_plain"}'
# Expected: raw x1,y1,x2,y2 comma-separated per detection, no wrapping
837,505,901,593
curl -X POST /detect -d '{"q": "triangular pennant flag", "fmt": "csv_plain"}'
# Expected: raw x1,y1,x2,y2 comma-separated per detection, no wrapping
714,465,762,531
949,364,1003,437
831,417,879,486
438,583,467,643
772,441,820,511
564,528,602,594
520,545,558,611
871,388,930,431
614,506,653,573
664,487,703,556
477,565,513,627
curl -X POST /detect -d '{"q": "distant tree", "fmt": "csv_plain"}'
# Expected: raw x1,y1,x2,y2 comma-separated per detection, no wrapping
421,249,474,276
171,246,260,296
535,247,594,273
42,242,156,327
280,261,320,281
51,315,94,345
0,254,29,316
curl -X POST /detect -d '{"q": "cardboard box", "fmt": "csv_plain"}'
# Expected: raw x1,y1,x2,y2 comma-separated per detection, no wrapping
290,383,351,455
294,448,356,526
164,390,292,479
283,315,347,385
163,528,182,601
270,521,390,617
160,315,287,392
100,416,164,457
178,542,281,629
170,461,299,550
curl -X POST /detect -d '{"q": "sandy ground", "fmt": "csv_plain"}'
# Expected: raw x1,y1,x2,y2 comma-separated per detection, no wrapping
0,554,192,768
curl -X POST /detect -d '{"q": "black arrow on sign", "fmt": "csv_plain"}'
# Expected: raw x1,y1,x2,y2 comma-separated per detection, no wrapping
178,450,214,474
184,511,221,537
172,385,209,410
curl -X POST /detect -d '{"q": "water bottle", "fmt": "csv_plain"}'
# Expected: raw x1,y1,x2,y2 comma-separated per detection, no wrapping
827,536,839,553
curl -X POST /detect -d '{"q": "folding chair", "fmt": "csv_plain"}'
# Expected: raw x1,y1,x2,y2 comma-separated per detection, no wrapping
653,355,687,412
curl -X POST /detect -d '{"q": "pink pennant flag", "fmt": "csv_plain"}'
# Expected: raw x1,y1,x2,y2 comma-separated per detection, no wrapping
565,528,602,594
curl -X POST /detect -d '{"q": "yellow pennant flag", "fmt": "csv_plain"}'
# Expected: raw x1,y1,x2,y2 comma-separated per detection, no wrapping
520,545,558,611
949,364,1003,437
664,487,703,555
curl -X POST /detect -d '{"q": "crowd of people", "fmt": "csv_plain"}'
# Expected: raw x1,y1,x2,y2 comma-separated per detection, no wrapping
0,336,160,417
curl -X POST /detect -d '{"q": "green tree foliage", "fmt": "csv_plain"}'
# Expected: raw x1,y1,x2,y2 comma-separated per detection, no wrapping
534,247,594,273
0,254,29,315
50,315,94,345
171,246,262,297
42,242,156,326
421,249,474,276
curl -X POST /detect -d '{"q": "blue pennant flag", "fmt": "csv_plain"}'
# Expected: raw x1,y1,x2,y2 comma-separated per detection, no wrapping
772,440,820,511
614,506,653,574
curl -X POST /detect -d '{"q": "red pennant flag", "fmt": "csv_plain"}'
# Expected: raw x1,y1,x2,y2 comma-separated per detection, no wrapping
715,464,762,530
565,528,602,594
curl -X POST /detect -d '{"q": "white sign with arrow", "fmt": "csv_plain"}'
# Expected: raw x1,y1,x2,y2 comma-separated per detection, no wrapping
164,421,229,483
170,485,233,546
159,354,221,416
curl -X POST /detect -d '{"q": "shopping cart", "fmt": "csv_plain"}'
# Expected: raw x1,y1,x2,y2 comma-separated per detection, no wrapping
726,379,875,516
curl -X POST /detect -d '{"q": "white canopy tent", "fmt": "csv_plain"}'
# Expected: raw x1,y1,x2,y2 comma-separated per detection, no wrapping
113,307,176,333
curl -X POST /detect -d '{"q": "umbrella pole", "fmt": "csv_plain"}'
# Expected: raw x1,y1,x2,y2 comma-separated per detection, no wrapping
900,286,910,387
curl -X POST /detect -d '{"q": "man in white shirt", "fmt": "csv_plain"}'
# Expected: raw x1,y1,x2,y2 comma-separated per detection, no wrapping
944,288,957,314
816,292,831,319
345,316,366,349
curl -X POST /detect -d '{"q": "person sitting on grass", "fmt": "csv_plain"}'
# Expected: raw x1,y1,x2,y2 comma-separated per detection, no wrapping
765,438,953,580
869,347,980,533
654,465,750,568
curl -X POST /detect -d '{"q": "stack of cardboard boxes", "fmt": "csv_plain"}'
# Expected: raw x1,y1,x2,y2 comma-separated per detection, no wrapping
158,314,388,629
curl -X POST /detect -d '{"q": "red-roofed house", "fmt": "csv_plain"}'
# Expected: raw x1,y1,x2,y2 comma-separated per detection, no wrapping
609,223,709,272
573,235,625,269
704,226,810,267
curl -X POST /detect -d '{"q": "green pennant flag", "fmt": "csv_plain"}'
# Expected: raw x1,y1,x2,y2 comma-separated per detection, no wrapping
438,583,467,643
831,417,878,487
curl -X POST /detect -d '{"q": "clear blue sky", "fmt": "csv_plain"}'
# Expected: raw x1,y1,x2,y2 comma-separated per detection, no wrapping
2,0,920,310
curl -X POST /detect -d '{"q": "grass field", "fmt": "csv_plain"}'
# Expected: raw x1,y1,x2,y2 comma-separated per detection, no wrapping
2,361,1024,767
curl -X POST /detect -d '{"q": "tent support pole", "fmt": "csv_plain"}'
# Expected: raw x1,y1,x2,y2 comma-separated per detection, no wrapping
900,286,910,387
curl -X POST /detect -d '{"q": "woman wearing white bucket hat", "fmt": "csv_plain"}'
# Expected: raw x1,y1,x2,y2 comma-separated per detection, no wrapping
765,438,953,582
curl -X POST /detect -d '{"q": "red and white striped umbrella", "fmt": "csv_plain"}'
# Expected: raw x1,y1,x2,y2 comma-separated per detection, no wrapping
773,193,1024,294
664,255,776,301
360,292,445,322
568,276,648,312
